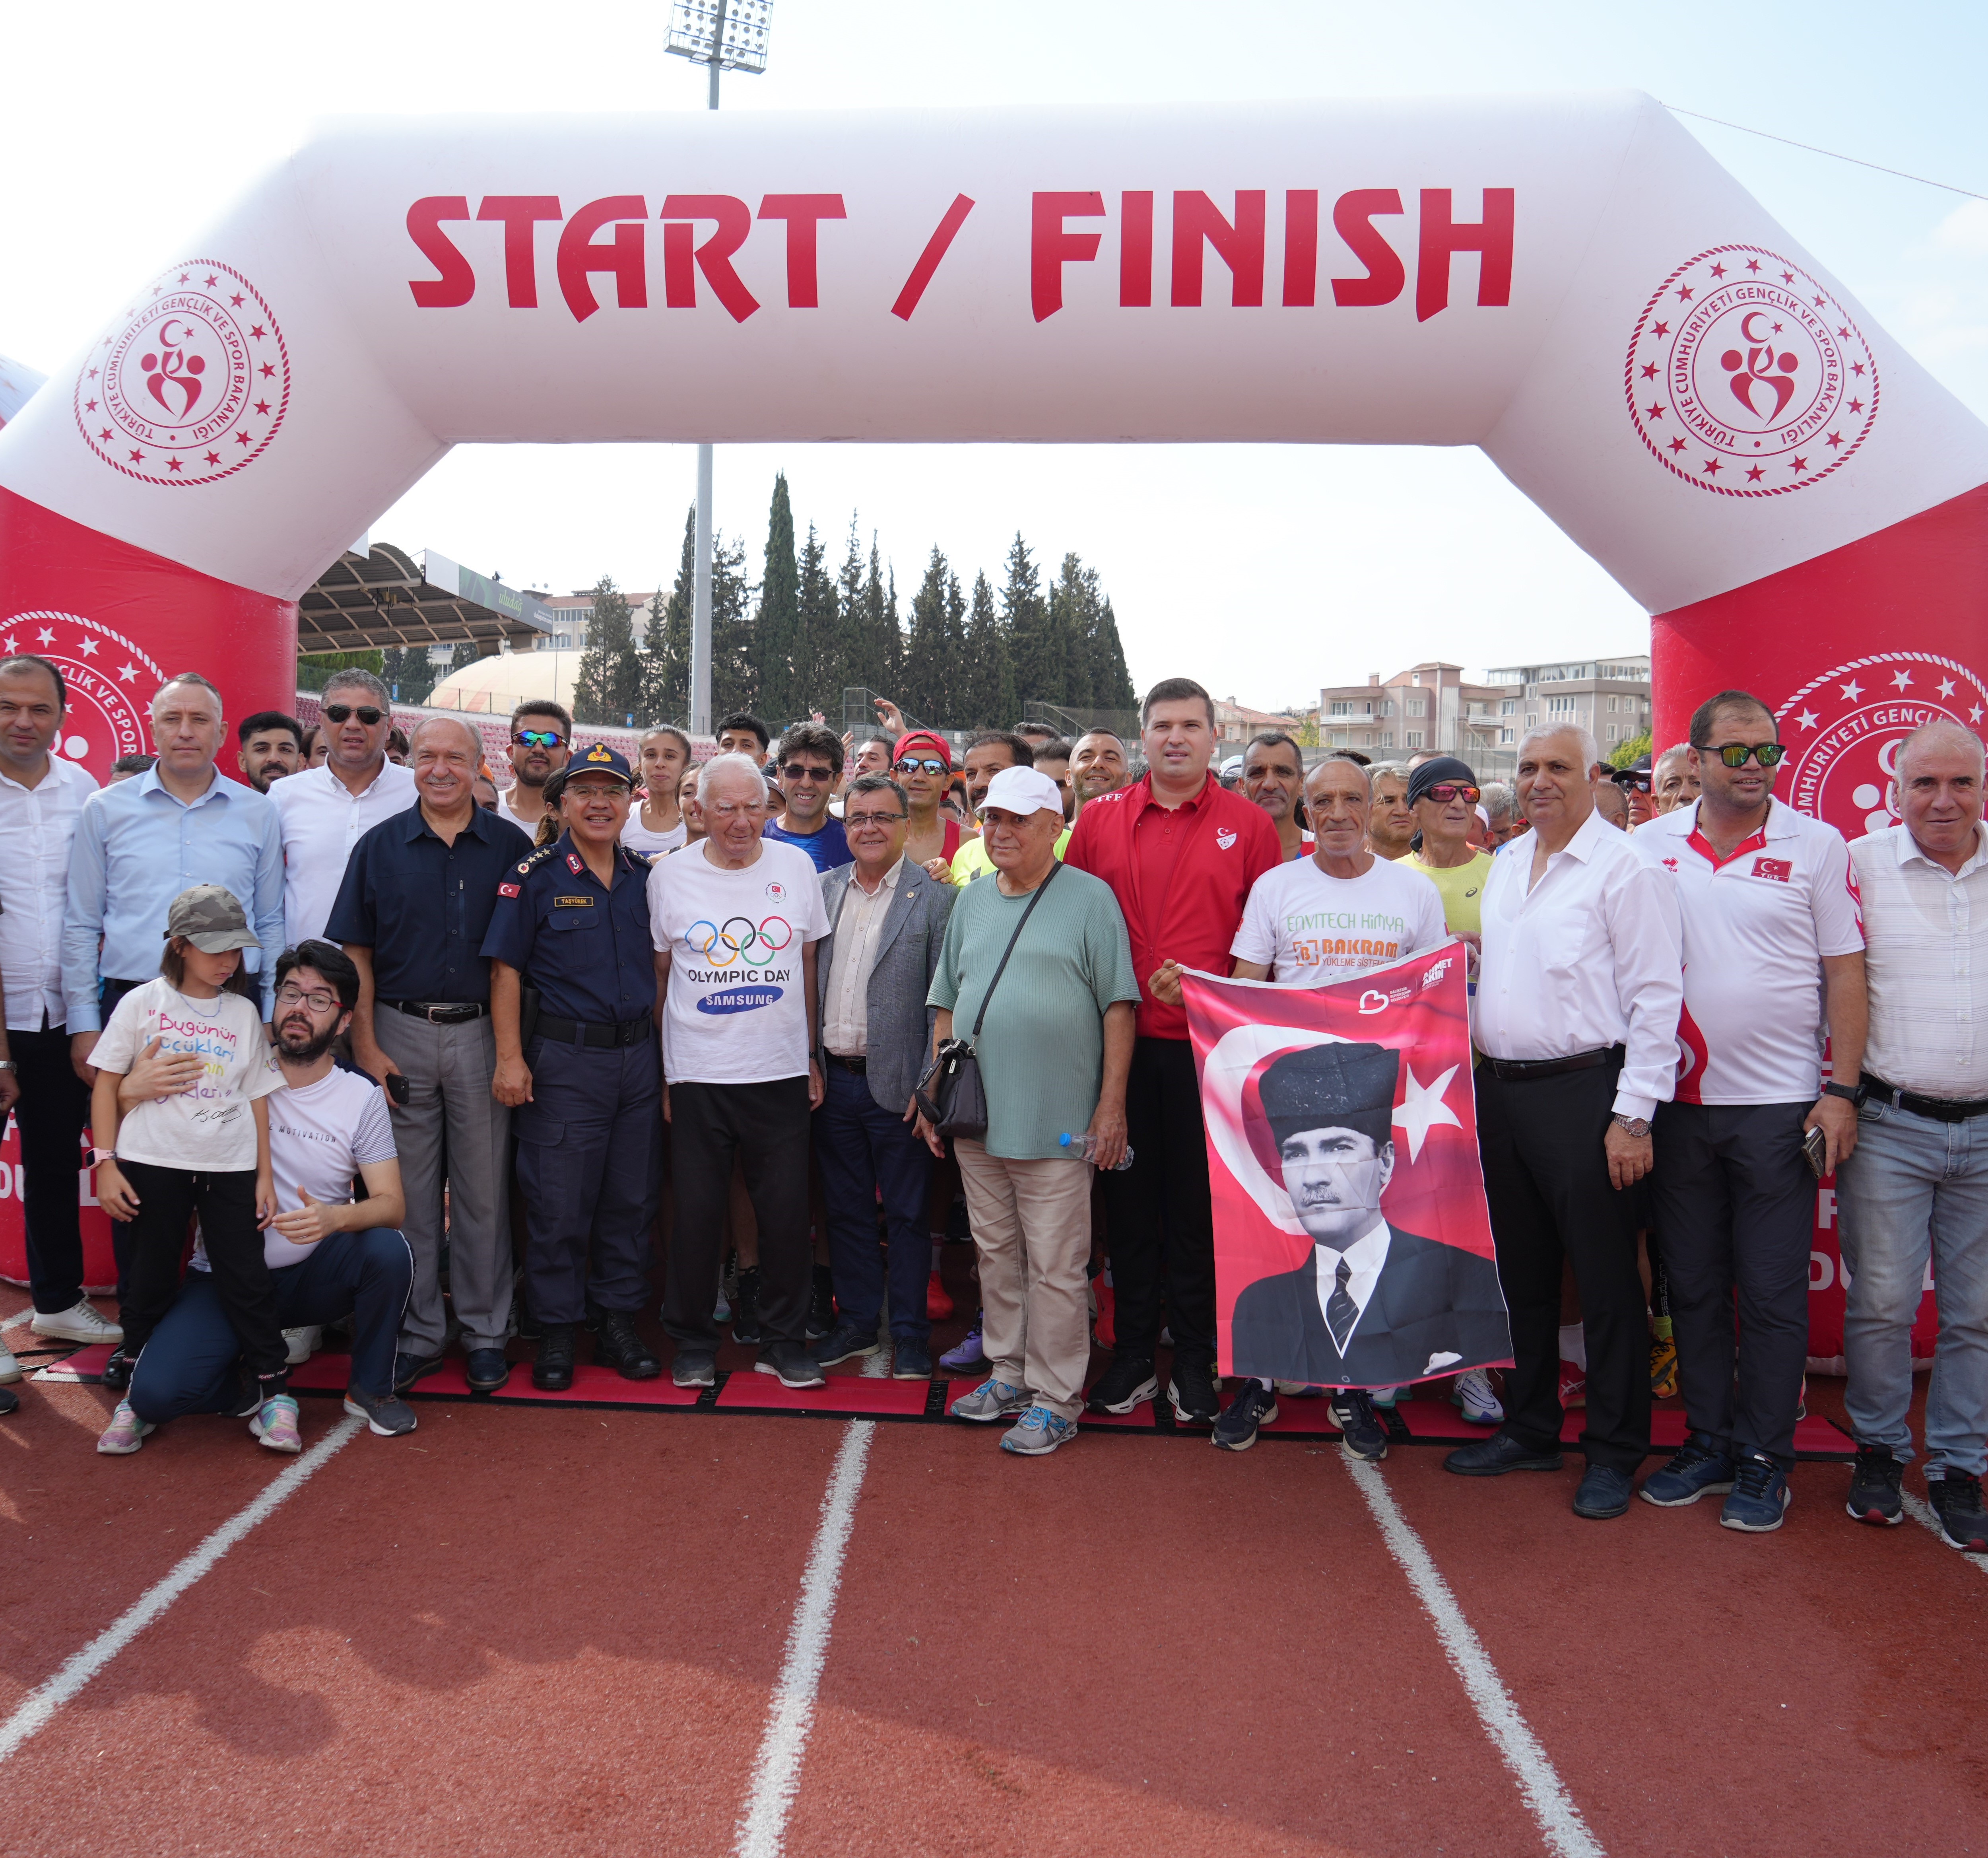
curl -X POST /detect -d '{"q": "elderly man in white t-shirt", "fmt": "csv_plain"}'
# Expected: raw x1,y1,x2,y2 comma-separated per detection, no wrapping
100,942,414,1452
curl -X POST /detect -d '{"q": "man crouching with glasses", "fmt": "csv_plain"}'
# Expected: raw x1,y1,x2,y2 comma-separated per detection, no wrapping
99,942,415,1452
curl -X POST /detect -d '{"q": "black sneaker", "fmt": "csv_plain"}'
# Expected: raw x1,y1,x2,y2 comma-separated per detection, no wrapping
532,1323,577,1392
595,1310,660,1380
1846,1442,1905,1526
807,1264,836,1341
732,1267,765,1345
1168,1357,1219,1425
1212,1380,1277,1451
756,1340,827,1390
1331,1389,1389,1462
1639,1431,1736,1507
671,1346,717,1389
343,1386,418,1437
891,1337,933,1380
1087,1355,1158,1415
1927,1471,1988,1552
811,1319,880,1368
101,1347,133,1392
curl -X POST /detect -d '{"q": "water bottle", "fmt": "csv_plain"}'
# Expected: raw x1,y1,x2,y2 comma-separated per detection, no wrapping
1060,1131,1134,1170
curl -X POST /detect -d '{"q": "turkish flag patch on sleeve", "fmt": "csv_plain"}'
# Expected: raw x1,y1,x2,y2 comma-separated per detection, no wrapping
499,882,521,898
1751,857,1792,883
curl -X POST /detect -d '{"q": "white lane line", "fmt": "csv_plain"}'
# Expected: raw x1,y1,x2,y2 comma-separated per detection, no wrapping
1342,1457,1607,1858
1903,1492,1988,1576
0,1414,364,1765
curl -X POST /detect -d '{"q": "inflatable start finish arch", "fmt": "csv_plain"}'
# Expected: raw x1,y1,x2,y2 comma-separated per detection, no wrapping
1,91,1980,1355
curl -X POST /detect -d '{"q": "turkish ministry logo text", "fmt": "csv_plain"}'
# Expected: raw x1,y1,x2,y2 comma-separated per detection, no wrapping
1626,245,1877,497
0,610,164,779
74,262,291,486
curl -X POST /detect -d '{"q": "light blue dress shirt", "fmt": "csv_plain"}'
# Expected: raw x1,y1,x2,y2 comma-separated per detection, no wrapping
62,765,285,1031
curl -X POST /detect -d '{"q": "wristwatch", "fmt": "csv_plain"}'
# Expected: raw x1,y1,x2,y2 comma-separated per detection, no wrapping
87,1147,116,1168
1610,1113,1651,1139
1822,1080,1866,1106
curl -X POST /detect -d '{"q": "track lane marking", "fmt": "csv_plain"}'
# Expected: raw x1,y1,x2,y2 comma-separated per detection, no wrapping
1342,1457,1607,1858
1903,1491,1988,1575
0,1413,364,1765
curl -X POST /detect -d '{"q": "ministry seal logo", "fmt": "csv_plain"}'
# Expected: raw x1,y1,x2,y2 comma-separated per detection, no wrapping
1776,652,1987,840
0,610,165,779
1626,245,1877,497
73,262,291,487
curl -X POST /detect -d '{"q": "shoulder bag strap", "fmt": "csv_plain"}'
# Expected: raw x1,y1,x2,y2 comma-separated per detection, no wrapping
968,859,1063,1042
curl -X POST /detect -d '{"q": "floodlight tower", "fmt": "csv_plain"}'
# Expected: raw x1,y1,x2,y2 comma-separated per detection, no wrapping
665,0,772,737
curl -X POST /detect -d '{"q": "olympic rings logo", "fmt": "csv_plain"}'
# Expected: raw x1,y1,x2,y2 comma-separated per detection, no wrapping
684,915,794,968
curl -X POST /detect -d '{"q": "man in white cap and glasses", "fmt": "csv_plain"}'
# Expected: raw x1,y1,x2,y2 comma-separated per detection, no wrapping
926,765,1140,1456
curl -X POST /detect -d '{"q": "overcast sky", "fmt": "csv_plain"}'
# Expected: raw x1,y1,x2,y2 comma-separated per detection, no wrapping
5,2,1985,708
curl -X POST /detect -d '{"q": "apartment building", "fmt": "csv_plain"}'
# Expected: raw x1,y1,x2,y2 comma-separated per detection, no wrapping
1477,656,1652,751
1316,663,1510,763
534,589,663,653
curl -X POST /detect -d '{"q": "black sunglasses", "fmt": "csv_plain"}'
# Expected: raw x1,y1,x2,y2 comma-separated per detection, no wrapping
780,762,833,781
322,703,384,727
1713,742,1786,768
1613,772,1653,793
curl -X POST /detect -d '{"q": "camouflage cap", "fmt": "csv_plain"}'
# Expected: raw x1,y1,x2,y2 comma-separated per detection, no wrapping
164,884,260,953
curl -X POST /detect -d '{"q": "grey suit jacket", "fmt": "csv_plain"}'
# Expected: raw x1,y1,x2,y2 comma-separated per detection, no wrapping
815,859,957,1114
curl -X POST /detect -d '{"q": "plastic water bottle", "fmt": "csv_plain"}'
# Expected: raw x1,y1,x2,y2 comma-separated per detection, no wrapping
1060,1131,1134,1170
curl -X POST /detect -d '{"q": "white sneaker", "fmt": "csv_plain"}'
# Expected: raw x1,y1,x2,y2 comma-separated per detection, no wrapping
1451,1367,1505,1425
0,1339,20,1385
31,1298,124,1346
283,1326,322,1366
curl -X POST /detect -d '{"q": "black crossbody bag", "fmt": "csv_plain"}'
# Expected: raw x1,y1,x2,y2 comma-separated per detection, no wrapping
913,862,1063,1141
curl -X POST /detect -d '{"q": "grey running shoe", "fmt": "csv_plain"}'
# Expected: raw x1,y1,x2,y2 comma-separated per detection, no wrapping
949,1378,1029,1423
344,1386,418,1437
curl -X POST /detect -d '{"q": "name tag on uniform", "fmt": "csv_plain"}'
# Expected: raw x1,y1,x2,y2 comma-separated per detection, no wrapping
554,895,594,908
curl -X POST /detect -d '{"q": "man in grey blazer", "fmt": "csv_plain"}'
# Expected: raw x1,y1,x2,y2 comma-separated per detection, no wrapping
811,773,959,1378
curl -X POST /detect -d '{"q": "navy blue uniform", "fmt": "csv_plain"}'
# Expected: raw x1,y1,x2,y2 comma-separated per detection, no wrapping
480,832,662,1326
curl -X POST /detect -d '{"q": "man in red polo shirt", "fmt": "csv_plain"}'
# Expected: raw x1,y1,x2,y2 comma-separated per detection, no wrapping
1066,676,1281,1422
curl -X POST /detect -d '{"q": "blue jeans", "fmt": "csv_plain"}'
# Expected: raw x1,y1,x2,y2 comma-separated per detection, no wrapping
1837,1099,1988,1477
813,1061,932,1342
127,1228,413,1422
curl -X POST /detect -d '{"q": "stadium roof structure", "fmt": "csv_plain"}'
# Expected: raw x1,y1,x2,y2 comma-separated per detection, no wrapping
298,544,554,655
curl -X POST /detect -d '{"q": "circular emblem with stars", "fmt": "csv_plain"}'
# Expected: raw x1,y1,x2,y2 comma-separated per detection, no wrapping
72,262,290,487
1625,245,1877,497
1775,651,1988,840
0,610,165,779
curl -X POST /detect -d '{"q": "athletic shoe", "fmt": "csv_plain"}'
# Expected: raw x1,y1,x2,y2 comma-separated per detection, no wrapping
1444,1432,1563,1476
1212,1381,1277,1451
1926,1471,1988,1552
671,1347,718,1389
926,1271,954,1321
31,1298,123,1346
1169,1357,1220,1425
1000,1405,1075,1455
1450,1368,1504,1425
100,1347,133,1392
891,1338,933,1380
96,1399,153,1454
1276,1380,1327,1398
811,1319,881,1368
250,1394,302,1454
343,1386,418,1437
0,1386,16,1415
949,1377,1029,1423
1639,1432,1736,1507
1370,1385,1402,1411
1845,1443,1905,1526
756,1341,827,1390
939,1317,986,1373
283,1325,321,1367
1087,1355,1158,1415
1330,1389,1388,1462
1649,1334,1679,1400
712,1292,732,1325
0,1339,20,1386
1720,1452,1791,1532
731,1267,765,1345
1558,1361,1587,1408
1574,1464,1634,1520
806,1265,836,1341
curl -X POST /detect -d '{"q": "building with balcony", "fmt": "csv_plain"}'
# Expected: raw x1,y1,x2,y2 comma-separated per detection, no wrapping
533,589,664,654
1475,656,1652,753
1317,664,1510,768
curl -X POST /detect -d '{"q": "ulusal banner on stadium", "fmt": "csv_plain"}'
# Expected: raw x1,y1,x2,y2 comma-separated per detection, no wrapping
1182,946,1513,1391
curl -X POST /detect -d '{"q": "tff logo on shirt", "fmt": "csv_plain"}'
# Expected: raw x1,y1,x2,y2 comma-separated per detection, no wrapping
1215,828,1238,850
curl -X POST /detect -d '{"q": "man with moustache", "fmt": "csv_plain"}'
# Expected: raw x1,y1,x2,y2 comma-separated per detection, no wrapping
1242,730,1310,863
1365,762,1418,863
235,712,302,793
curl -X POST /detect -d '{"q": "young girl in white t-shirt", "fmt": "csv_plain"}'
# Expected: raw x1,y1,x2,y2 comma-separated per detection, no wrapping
87,886,291,1452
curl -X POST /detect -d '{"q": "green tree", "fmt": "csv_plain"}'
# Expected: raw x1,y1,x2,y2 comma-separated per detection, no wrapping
1608,729,1652,769
904,547,951,722
794,521,836,718
940,567,969,725
999,534,1049,712
710,533,755,717
379,645,443,707
755,472,800,724
1092,596,1136,708
834,515,868,704
573,577,642,726
643,506,695,723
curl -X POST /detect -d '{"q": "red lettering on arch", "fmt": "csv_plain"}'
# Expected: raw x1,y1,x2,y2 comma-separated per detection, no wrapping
658,195,761,322
757,194,847,308
1031,192,1105,322
1331,190,1406,307
1416,187,1514,322
475,196,563,308
1171,190,1265,307
557,196,648,322
406,197,475,308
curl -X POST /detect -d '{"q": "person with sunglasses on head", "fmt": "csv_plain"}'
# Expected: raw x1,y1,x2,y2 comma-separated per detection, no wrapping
1630,690,1866,1532
892,730,965,874
763,723,850,874
270,671,416,948
495,700,574,837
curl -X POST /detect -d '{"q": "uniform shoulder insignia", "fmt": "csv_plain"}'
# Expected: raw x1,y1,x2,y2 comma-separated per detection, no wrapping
517,845,559,874
622,845,653,869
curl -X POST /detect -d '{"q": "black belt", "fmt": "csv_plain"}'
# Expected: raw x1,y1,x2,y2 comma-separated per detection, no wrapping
1862,1073,1988,1123
824,1052,867,1073
1485,1044,1622,1083
535,1009,653,1050
384,1000,488,1024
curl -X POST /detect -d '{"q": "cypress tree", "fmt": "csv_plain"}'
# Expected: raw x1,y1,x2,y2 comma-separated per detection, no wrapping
835,515,868,708
573,576,641,725
905,547,951,723
756,472,799,724
1094,595,1136,709
940,568,968,726
960,571,1000,728
643,506,695,723
794,521,835,719
710,533,754,717
999,533,1047,711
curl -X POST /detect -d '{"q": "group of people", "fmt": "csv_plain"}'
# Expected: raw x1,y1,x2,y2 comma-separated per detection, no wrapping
0,649,1980,1551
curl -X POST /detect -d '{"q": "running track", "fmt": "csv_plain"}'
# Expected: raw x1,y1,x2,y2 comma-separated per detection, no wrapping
0,1282,1980,1858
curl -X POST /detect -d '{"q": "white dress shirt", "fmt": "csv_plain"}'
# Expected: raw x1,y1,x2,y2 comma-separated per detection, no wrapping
823,857,905,1056
1476,807,1685,1121
1312,1212,1392,1349
269,758,417,946
0,752,97,1031
1851,821,1988,1098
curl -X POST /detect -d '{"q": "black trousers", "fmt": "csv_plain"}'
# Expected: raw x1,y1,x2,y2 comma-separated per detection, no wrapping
116,1160,286,1380
11,1024,92,1312
1103,1036,1216,1369
1477,1059,1650,1471
664,1077,812,1350
1650,1099,1814,1467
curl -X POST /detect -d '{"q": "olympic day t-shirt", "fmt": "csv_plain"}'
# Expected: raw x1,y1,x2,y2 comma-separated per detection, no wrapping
647,837,830,1084
92,979,283,1174
1231,853,1451,986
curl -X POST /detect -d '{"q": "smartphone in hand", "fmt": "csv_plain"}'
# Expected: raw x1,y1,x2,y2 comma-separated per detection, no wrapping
385,1072,410,1107
1801,1122,1828,1179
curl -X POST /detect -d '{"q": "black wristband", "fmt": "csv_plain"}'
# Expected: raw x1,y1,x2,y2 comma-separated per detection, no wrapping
1822,1080,1864,1106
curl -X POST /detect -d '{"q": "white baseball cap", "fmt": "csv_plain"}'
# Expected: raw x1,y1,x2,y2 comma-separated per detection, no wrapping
979,765,1066,820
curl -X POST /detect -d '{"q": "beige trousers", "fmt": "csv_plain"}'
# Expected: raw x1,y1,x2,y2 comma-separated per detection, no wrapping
954,1140,1094,1423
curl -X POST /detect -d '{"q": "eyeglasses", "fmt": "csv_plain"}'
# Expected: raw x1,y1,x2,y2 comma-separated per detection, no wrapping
1712,742,1786,768
780,762,833,782
845,809,908,828
1421,782,1481,805
513,729,564,749
894,757,948,776
275,983,339,1013
322,704,384,727
1616,773,1653,793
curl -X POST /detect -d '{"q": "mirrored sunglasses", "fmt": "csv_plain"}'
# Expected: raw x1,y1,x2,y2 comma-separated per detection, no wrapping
513,729,565,748
1423,782,1481,805
894,757,948,775
1713,742,1785,768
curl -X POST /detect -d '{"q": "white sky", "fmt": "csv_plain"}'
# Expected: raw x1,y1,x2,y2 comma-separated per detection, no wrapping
4,1,1985,709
